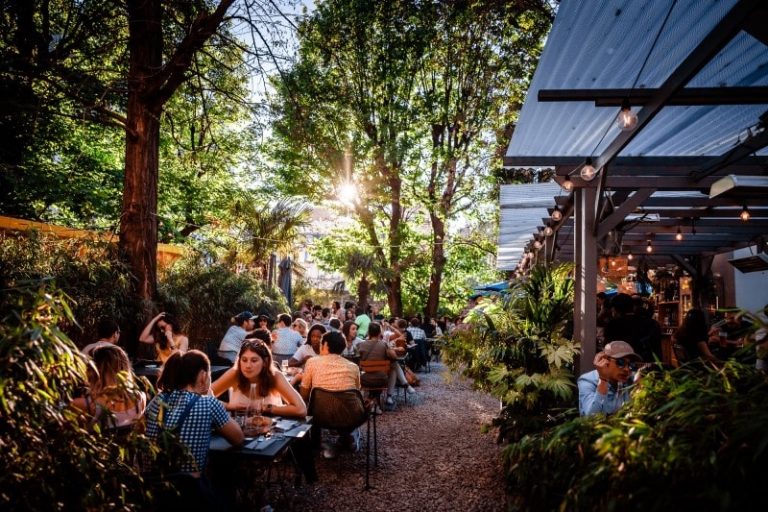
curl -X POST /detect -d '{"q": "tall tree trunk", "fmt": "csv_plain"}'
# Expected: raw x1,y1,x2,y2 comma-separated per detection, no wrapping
425,212,446,319
387,171,404,317
121,0,163,315
357,275,370,310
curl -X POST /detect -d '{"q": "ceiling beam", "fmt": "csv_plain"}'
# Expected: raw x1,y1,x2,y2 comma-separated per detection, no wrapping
505,155,768,169
593,0,763,233
691,114,768,181
537,86,768,106
597,189,655,238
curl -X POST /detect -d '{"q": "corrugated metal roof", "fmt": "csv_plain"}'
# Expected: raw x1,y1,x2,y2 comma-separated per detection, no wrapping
506,0,768,160
497,182,562,270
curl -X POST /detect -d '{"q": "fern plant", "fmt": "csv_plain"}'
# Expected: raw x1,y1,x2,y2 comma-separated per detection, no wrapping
443,263,578,441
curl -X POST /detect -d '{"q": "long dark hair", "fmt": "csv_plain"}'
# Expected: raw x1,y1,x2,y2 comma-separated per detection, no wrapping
155,314,182,350
236,340,276,397
157,350,209,391
676,308,709,345
342,320,357,342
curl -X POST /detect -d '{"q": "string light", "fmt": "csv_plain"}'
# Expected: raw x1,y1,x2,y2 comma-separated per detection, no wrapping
551,207,563,221
627,249,633,261
562,175,574,191
543,225,553,237
617,98,638,131
580,157,597,181
646,240,653,253
740,205,750,221
533,240,543,250
675,226,683,241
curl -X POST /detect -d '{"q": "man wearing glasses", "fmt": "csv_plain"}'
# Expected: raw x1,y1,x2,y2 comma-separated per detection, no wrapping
578,341,641,417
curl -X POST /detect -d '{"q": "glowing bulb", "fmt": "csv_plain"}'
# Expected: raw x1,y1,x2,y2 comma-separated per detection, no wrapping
551,208,563,221
675,227,683,241
646,240,653,253
617,99,638,131
533,240,542,250
562,175,574,191
740,205,750,221
580,158,597,181
627,251,633,261
544,226,553,237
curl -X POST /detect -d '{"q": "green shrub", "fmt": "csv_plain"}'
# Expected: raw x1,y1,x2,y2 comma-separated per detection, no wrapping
443,263,578,441
504,362,768,511
0,232,135,347
0,283,152,511
158,254,289,345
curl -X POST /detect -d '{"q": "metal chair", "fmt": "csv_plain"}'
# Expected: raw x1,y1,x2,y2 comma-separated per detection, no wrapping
307,387,376,489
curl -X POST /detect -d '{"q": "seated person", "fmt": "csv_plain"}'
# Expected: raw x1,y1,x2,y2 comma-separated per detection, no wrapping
578,341,640,417
675,308,721,365
300,331,362,458
341,320,363,359
288,324,326,368
72,344,146,429
358,322,414,406
144,351,243,508
271,313,303,365
211,340,306,418
139,312,189,363
218,311,257,363
81,317,121,357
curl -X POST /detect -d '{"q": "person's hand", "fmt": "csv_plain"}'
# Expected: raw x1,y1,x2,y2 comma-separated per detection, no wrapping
593,352,611,381
154,312,166,322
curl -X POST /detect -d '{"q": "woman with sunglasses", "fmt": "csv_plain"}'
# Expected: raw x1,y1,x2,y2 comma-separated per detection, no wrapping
577,341,641,417
210,340,306,418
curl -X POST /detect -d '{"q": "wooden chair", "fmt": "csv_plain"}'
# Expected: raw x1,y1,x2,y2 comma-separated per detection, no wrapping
360,359,392,411
307,387,376,489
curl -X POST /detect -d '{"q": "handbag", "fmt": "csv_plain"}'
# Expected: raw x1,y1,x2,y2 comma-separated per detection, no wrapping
403,366,420,387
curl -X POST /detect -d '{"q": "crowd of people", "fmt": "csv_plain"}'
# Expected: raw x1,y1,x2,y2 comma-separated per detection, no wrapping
580,292,766,418
73,300,454,509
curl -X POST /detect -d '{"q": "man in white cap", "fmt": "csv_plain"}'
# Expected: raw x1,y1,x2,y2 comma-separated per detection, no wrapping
578,340,641,416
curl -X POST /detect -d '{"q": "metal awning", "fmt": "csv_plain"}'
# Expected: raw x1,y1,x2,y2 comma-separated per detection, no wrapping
501,0,768,370
502,0,768,269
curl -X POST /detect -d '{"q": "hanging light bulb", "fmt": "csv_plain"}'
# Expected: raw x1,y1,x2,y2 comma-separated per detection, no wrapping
551,207,563,221
533,240,543,250
740,205,750,221
543,225,553,237
646,240,653,253
580,157,597,181
562,175,574,191
627,250,633,261
617,98,638,131
675,226,683,241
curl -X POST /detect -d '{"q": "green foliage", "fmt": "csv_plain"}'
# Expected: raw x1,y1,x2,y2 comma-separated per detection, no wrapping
442,263,577,441
0,284,152,510
504,362,768,512
0,233,135,347
158,253,289,344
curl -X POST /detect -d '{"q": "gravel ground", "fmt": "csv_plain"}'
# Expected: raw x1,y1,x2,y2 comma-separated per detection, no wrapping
273,361,508,512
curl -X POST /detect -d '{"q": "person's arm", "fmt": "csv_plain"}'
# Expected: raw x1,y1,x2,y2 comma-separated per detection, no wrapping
299,361,314,402
268,372,307,418
218,419,244,445
139,312,165,343
578,354,611,416
210,367,238,401
696,340,722,365
384,344,399,360
176,335,189,353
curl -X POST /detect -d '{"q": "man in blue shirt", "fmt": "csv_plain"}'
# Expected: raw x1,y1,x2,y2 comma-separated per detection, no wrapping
578,340,640,416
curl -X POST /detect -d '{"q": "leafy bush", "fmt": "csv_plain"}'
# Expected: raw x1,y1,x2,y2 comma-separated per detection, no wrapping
504,362,768,511
0,283,152,510
158,253,289,345
0,232,135,347
442,264,578,441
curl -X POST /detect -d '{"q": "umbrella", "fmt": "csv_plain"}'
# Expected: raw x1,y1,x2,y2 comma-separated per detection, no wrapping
278,256,293,307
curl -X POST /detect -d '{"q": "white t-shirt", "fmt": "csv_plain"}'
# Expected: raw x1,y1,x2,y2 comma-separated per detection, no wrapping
292,344,317,365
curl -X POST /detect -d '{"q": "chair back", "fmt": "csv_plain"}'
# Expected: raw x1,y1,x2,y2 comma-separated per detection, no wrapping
308,387,367,431
359,359,391,375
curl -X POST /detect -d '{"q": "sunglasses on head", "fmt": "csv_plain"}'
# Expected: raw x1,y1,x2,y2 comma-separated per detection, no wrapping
613,357,638,371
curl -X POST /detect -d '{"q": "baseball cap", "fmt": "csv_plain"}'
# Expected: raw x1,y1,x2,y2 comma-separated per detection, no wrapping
235,311,257,323
603,340,640,360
